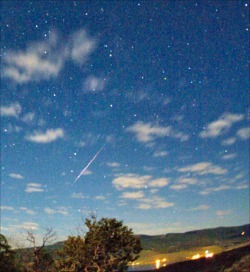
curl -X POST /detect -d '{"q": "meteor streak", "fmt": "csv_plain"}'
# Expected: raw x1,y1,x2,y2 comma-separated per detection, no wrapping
73,144,105,184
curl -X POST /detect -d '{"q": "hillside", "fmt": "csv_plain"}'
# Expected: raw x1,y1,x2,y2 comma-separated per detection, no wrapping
139,224,250,253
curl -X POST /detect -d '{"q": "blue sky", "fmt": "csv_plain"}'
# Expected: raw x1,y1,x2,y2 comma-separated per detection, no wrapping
1,0,249,244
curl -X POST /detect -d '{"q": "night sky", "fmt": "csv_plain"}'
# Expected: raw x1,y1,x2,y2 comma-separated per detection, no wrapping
1,0,249,244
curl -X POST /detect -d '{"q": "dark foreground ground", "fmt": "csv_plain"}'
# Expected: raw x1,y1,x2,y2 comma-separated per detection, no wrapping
139,244,250,272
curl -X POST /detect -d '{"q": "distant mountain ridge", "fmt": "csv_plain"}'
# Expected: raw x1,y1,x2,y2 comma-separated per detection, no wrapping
44,224,250,253
138,224,250,252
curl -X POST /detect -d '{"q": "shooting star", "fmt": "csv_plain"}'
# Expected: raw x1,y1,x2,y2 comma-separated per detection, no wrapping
73,144,105,184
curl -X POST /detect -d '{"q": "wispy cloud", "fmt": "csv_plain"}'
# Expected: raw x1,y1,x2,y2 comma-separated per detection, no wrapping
127,121,189,143
72,192,86,199
222,153,237,160
0,102,22,118
70,29,97,64
21,112,35,124
178,162,227,175
9,173,24,179
25,128,64,143
237,127,250,140
107,162,120,168
170,184,188,190
120,191,144,199
44,207,69,216
3,123,22,134
137,196,174,210
190,205,210,211
1,206,15,211
170,177,198,190
3,33,64,83
200,185,231,195
8,222,39,231
83,75,106,93
25,183,44,193
216,209,232,217
221,137,236,146
199,113,244,138
19,207,37,215
20,222,39,230
3,29,96,83
153,150,169,157
95,195,106,201
112,173,170,190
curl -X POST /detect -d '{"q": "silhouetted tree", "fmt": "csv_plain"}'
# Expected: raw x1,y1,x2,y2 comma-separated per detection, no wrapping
0,234,19,272
26,228,56,272
56,215,142,272
55,236,86,271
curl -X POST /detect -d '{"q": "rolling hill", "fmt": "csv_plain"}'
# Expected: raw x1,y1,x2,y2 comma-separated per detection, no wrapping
138,224,250,253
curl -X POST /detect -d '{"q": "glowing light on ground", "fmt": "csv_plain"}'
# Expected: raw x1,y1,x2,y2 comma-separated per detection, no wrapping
191,250,214,260
205,250,214,258
191,253,201,260
155,259,161,269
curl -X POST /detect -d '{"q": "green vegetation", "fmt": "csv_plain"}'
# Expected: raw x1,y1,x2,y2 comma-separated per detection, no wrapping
139,224,250,253
0,234,19,272
55,216,142,271
1,223,249,272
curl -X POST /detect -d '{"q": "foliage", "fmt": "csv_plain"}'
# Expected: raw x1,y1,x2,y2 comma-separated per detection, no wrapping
84,216,142,271
55,216,142,272
55,236,86,272
0,234,19,272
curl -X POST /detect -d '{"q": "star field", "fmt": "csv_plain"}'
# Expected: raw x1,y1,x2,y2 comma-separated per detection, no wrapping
1,1,249,244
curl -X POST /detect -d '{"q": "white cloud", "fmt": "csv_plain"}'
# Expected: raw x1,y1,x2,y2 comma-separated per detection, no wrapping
153,150,169,157
235,183,249,190
216,209,232,217
21,112,35,124
25,128,64,143
170,184,188,190
237,127,250,140
178,162,227,175
222,153,237,160
3,29,96,83
178,177,198,184
19,207,36,215
70,29,96,64
1,206,14,211
83,76,106,93
3,124,22,134
3,40,64,83
44,207,69,216
0,102,21,118
190,205,210,211
81,169,92,176
107,162,120,168
120,191,144,199
199,113,244,138
112,173,169,190
20,222,39,230
72,192,85,199
149,178,170,187
127,121,189,143
95,195,106,200
25,183,44,193
9,173,24,179
137,196,174,210
221,137,236,146
137,203,151,210
200,185,231,195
